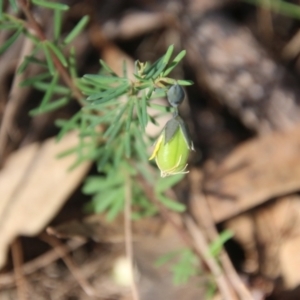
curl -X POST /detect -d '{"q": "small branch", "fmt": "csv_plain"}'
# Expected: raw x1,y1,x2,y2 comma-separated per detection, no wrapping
11,238,28,300
138,176,235,300
189,168,253,300
138,176,195,250
39,233,97,297
0,36,34,165
124,175,140,300
17,0,85,105
0,238,86,288
185,215,236,300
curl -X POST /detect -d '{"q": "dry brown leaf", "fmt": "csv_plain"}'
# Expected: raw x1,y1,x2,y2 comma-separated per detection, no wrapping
0,132,91,269
225,195,300,291
205,125,300,222
280,235,300,289
102,11,167,41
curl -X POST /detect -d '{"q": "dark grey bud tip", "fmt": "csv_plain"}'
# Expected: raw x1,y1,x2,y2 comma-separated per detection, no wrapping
167,84,185,107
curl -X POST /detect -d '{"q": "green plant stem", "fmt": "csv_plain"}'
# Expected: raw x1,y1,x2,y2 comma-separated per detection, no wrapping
124,175,140,300
138,175,236,300
17,0,85,105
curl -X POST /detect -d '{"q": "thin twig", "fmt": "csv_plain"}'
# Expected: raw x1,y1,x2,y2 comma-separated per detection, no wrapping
39,233,97,297
138,176,235,300
0,36,34,165
11,238,28,300
138,176,195,249
0,238,86,288
189,168,254,300
17,0,84,104
185,215,236,300
124,175,140,300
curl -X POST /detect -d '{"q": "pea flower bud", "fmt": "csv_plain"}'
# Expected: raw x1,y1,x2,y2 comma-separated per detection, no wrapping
149,115,194,177
167,84,185,107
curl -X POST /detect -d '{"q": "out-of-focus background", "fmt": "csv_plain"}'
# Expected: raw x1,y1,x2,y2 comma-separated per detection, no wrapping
2,0,300,299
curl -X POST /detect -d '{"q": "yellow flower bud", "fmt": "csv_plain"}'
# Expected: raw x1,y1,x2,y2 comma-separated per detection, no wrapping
149,116,193,177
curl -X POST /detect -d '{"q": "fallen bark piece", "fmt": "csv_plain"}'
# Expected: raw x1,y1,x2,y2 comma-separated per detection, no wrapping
0,132,91,269
204,125,300,222
186,14,300,133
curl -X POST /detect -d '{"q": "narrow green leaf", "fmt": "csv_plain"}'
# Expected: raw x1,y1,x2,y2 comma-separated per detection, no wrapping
163,50,186,76
17,49,46,74
84,74,126,84
32,0,69,10
141,92,148,127
20,72,51,87
86,99,120,110
162,45,174,65
149,115,159,126
83,176,123,194
160,77,176,85
107,121,124,144
100,59,118,76
104,104,128,141
39,72,59,108
172,249,197,285
88,84,129,103
54,9,63,40
205,282,217,300
42,42,55,75
209,230,234,257
33,81,70,95
0,26,22,55
86,88,115,101
68,47,77,78
29,96,70,116
22,30,40,44
135,98,144,131
97,149,111,171
113,140,124,167
177,79,194,86
155,251,180,266
0,0,3,20
93,190,122,213
56,145,78,159
133,132,148,162
244,0,300,20
144,57,164,79
82,176,102,194
8,0,18,12
133,73,149,82
46,41,68,67
0,23,20,30
157,194,186,212
144,45,174,79
64,15,89,44
126,99,134,131
149,90,167,99
148,103,171,113
124,132,131,158
107,192,124,220
146,86,154,99
155,174,185,194
56,111,82,140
